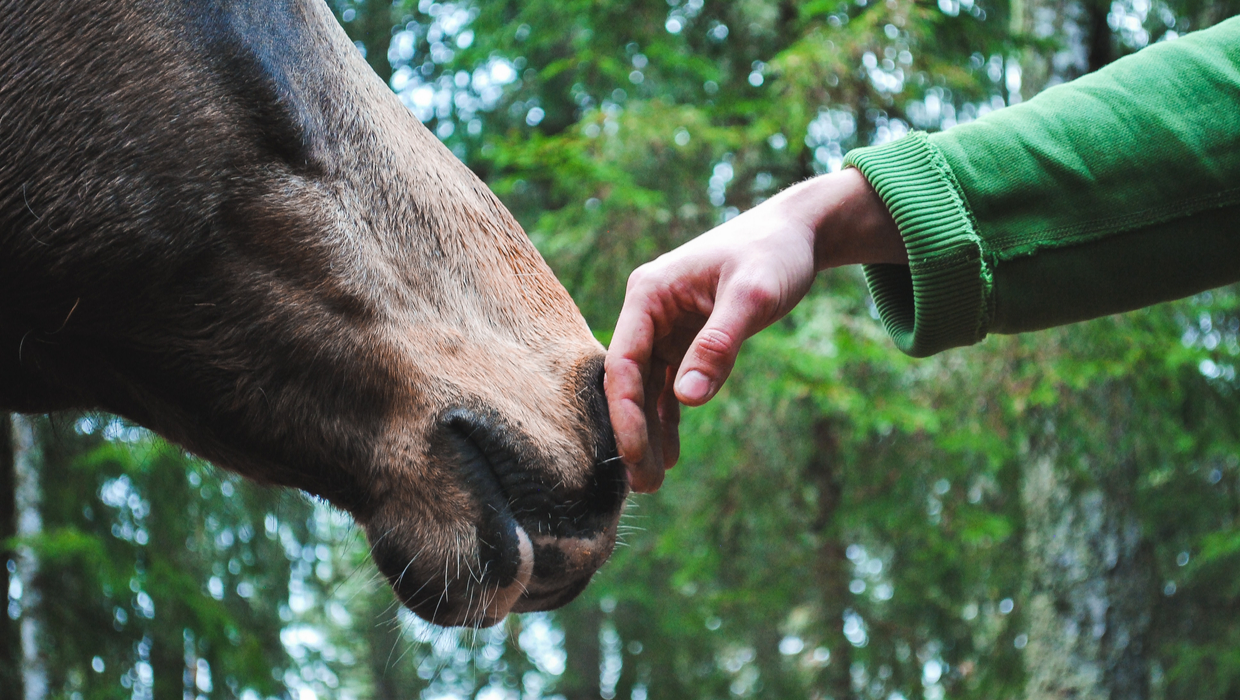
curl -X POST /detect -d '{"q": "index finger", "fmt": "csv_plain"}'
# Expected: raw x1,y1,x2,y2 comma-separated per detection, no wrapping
605,277,664,490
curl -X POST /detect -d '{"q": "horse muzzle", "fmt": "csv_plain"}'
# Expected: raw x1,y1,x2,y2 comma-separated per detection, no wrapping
367,369,626,627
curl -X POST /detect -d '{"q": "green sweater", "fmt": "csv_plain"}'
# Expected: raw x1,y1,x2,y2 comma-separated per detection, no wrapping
844,17,1240,357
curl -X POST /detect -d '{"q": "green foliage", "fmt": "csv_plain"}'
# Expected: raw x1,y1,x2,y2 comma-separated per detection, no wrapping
19,417,315,698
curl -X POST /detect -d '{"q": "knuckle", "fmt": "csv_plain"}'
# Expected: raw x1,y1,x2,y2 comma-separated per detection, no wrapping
603,353,624,375
603,359,639,393
602,356,623,382
694,327,737,362
733,274,783,315
626,263,656,291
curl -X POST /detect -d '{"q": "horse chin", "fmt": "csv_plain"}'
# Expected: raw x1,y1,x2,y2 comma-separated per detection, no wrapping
429,523,623,627
511,530,619,613
368,508,621,628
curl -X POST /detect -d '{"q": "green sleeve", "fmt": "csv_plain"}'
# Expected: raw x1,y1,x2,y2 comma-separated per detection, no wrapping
844,17,1240,358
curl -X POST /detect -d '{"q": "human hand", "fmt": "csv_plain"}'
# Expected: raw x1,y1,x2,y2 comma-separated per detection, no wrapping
604,168,904,492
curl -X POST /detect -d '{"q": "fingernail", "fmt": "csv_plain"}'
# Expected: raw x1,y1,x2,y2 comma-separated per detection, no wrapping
677,370,711,402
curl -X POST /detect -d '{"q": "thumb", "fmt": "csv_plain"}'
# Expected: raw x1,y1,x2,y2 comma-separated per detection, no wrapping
674,277,783,406
673,325,741,406
674,281,777,405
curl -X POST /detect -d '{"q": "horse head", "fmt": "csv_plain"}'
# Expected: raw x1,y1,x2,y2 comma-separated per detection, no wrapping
0,0,626,626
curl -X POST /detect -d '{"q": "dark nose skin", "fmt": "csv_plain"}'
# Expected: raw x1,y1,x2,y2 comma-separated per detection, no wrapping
575,355,628,528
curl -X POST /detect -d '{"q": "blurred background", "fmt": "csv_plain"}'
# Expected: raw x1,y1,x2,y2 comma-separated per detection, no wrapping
5,0,1240,698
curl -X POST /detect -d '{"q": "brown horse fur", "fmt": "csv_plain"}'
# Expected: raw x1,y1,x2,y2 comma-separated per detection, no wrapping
0,0,626,626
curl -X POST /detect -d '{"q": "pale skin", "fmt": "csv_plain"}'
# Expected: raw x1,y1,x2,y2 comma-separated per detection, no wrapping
604,168,908,493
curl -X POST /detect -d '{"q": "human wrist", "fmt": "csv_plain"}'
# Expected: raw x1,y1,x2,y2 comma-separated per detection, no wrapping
784,169,904,271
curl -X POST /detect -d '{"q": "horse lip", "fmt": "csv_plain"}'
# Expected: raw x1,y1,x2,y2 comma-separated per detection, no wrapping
510,577,591,613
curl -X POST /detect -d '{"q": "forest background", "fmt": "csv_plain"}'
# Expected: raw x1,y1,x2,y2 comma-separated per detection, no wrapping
4,0,1240,698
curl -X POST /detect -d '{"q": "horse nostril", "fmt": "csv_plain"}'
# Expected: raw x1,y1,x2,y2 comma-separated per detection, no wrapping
580,354,622,471
444,410,519,476
439,409,525,588
594,358,607,397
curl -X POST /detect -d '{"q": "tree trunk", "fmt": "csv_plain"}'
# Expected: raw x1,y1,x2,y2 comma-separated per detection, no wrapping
0,415,22,697
807,419,852,700
12,415,46,700
1010,0,1120,103
365,597,424,700
559,603,603,700
1084,0,1116,73
1022,418,1154,700
358,0,394,87
1008,2,1153,689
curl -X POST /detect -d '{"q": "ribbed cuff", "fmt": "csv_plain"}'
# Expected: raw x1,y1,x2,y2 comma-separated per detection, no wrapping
843,132,992,357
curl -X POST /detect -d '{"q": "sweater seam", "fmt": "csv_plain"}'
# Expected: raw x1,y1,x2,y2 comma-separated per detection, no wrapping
910,250,980,271
924,141,992,342
987,185,1240,260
